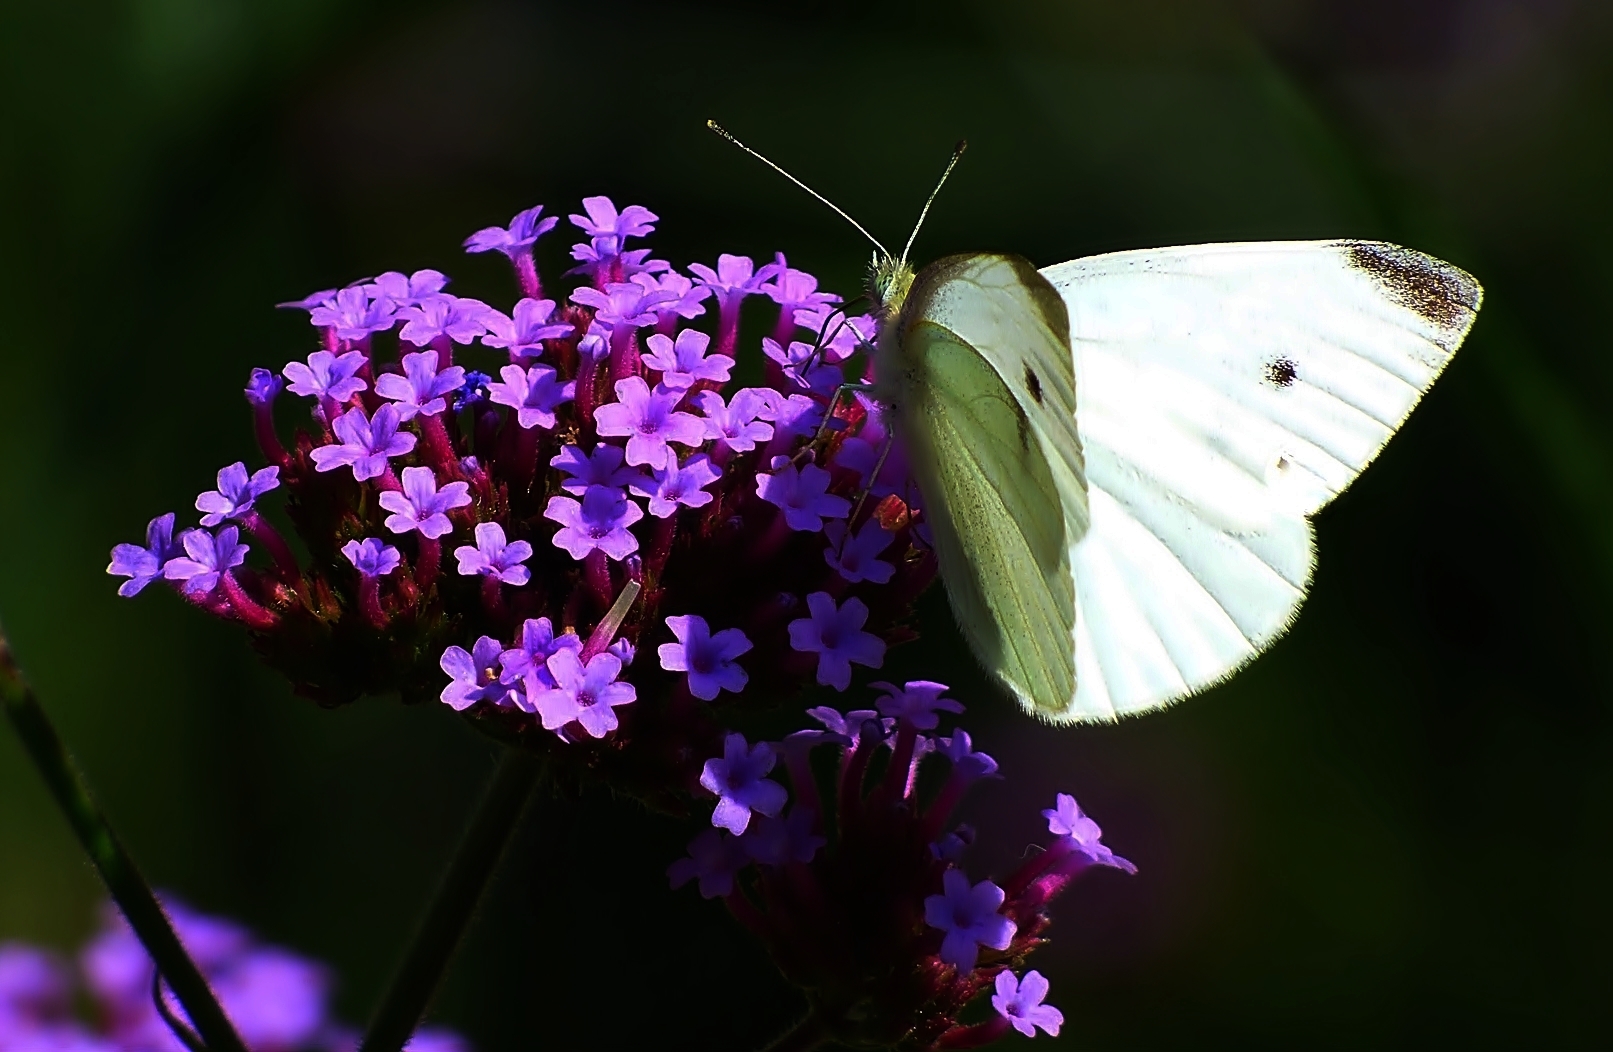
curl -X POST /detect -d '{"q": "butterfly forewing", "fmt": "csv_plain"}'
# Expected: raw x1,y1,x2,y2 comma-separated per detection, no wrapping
1041,240,1482,719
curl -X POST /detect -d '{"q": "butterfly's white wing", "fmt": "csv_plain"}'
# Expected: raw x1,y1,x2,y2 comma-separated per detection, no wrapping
1039,240,1482,720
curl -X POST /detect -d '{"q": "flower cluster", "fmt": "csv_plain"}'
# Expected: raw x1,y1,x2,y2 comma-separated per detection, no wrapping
107,198,933,801
0,900,467,1052
668,681,1134,1049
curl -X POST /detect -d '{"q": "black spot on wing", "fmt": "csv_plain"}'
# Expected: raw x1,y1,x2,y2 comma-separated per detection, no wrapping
1023,364,1044,405
1263,357,1298,387
1344,241,1481,331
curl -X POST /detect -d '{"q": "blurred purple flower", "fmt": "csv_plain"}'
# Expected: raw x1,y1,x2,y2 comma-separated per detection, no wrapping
788,593,885,691
551,443,648,497
309,286,396,340
658,615,751,700
923,870,1015,973
638,454,719,519
364,269,449,307
480,298,573,358
398,294,494,346
668,828,750,900
464,205,558,259
822,519,897,584
871,680,962,730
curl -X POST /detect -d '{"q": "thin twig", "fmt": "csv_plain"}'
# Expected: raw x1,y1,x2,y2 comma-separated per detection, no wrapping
0,621,249,1052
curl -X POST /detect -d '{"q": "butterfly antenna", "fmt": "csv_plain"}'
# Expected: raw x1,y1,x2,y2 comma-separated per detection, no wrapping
899,140,967,265
708,120,891,258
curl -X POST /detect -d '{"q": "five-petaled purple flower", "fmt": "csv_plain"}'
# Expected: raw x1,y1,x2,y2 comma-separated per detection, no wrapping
532,649,636,737
634,270,711,324
397,294,494,346
696,389,774,452
638,454,720,519
364,269,448,307
309,286,397,340
923,869,1016,973
378,466,471,539
1042,792,1136,874
762,337,842,396
499,617,582,693
788,593,886,691
872,680,963,730
543,487,643,561
688,253,771,309
992,970,1063,1038
760,255,839,315
487,364,574,430
641,329,732,389
741,808,825,867
699,733,788,835
551,444,647,496
658,615,752,700
107,513,185,597
375,350,466,420
570,282,675,330
440,635,516,711
341,538,401,577
162,526,249,597
244,368,282,406
667,828,750,900
823,519,897,584
454,522,533,585
309,404,417,482
464,205,558,259
196,463,280,527
936,730,1000,781
283,349,367,403
481,298,573,358
570,196,657,259
756,461,850,532
593,377,706,470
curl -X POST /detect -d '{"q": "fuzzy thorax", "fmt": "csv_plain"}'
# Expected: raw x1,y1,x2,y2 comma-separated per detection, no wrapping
869,254,916,318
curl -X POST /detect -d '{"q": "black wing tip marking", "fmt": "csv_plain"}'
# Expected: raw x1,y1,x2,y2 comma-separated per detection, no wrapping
1263,357,1298,387
1023,364,1045,404
1342,241,1482,331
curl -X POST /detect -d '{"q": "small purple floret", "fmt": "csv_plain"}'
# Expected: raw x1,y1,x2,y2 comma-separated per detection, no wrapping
341,538,401,578
992,970,1064,1038
667,828,750,899
378,466,471,539
639,454,720,519
551,444,648,497
283,350,367,402
699,733,788,836
107,513,184,597
871,680,963,730
543,487,643,561
823,519,897,584
375,350,466,421
499,617,582,692
309,286,396,340
464,205,558,259
397,294,494,347
487,363,574,430
787,593,886,692
440,636,515,711
1042,792,1137,874
162,526,249,597
592,377,706,470
481,297,573,358
532,649,636,737
923,869,1016,973
657,614,751,700
696,389,774,452
453,522,533,586
309,404,417,482
363,269,448,307
756,461,850,532
640,329,731,389
196,462,281,527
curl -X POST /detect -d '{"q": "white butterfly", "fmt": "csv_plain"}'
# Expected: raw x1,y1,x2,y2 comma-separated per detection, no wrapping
707,122,1483,722
873,241,1482,721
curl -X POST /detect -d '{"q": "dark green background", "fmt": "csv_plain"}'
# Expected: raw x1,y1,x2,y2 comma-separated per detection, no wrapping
3,1,1609,1048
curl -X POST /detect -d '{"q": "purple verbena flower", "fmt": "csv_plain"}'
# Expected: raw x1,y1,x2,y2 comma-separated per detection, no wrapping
695,389,774,452
762,337,843,396
823,519,897,584
341,537,401,578
276,288,336,312
499,617,582,692
107,513,184,597
742,808,825,867
532,649,636,737
569,196,657,258
930,824,976,863
787,593,886,691
657,614,751,700
551,443,649,497
1042,793,1136,874
486,363,574,430
480,298,573,358
794,305,876,363
375,349,466,421
309,404,417,482
699,733,788,835
992,970,1064,1038
936,730,999,780
640,328,732,389
162,526,248,597
758,391,825,442
760,255,839,315
542,487,643,561
452,370,492,411
570,282,675,331
637,454,720,519
633,270,711,323
378,466,471,539
756,461,850,531
309,286,397,340
805,705,887,745
687,253,771,309
453,522,533,585
244,368,283,406
667,828,750,899
923,869,1016,973
464,205,558,259
397,294,495,346
283,349,367,402
364,269,449,307
871,680,963,730
592,377,705,470
440,635,514,711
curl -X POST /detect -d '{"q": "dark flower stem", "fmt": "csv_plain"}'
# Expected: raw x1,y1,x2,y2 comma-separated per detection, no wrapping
359,747,543,1052
0,622,250,1052
758,1012,827,1052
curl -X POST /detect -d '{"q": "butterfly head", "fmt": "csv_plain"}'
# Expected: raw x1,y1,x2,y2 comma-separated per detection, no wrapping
869,253,916,317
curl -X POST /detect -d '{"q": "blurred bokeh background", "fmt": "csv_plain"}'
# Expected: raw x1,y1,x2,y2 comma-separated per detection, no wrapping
2,0,1610,1048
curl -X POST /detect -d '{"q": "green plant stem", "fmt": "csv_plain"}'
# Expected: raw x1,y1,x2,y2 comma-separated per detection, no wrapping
0,623,249,1052
359,747,543,1052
